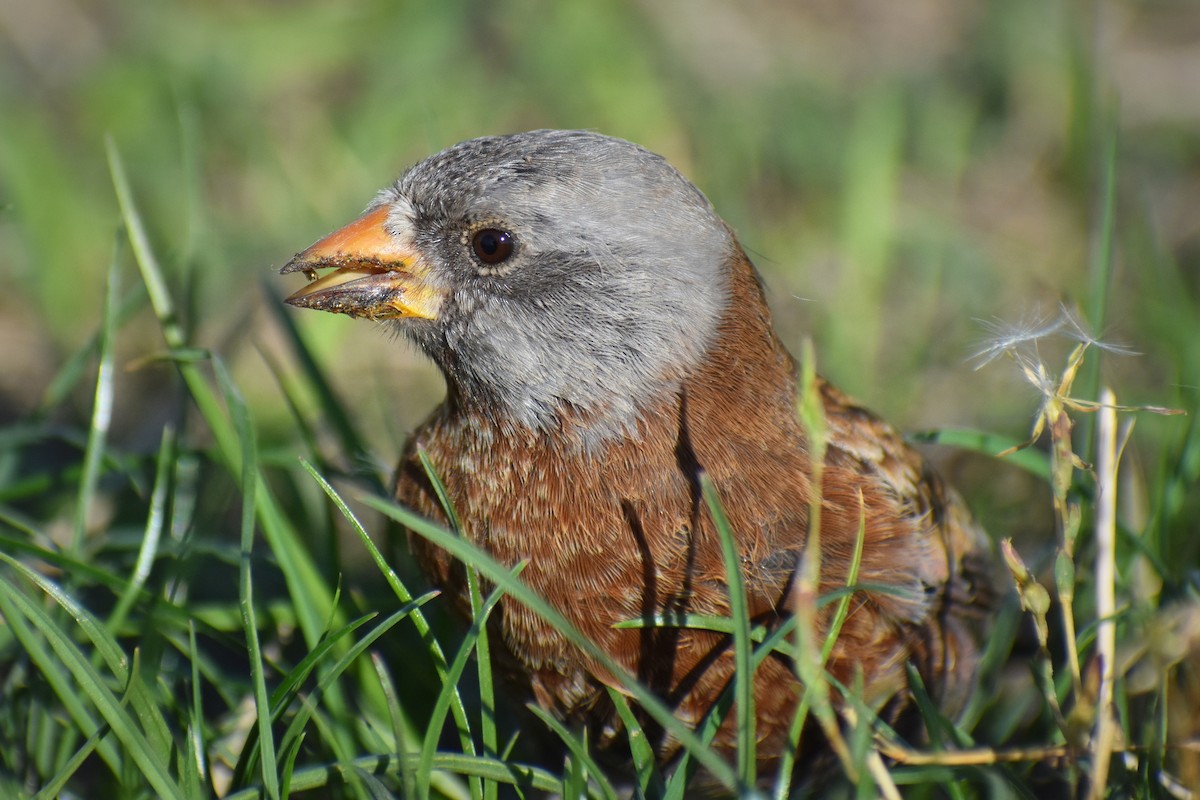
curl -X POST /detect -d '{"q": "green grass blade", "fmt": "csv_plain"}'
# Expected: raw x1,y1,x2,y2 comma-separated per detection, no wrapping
71,241,120,552
416,450,494,799
606,686,664,799
106,424,175,636
700,475,755,784
903,664,974,792
526,704,618,800
299,458,480,759
780,340,843,792
0,556,128,681
0,523,153,600
227,752,561,799
774,498,867,799
467,573,493,800
184,622,208,800
106,141,178,346
212,356,279,800
34,719,108,800
264,599,436,762
0,582,124,779
426,754,559,795
416,581,511,800
35,286,145,419
909,428,1051,481
369,652,418,799
417,447,464,534
232,608,410,786
108,137,339,653
269,611,397,715
0,572,183,799
0,554,178,764
278,731,306,800
361,493,740,791
820,499,868,668
270,605,424,791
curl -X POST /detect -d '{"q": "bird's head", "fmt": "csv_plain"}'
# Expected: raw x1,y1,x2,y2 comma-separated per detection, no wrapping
282,130,736,445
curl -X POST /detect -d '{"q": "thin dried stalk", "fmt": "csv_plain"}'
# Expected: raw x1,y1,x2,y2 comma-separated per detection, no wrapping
1088,387,1119,799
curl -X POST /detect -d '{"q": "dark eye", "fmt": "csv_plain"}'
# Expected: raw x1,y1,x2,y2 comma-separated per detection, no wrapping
471,228,514,265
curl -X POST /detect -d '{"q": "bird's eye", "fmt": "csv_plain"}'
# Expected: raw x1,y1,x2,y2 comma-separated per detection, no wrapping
471,228,515,265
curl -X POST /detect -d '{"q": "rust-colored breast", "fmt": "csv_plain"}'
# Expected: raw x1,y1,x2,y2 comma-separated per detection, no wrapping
394,247,992,765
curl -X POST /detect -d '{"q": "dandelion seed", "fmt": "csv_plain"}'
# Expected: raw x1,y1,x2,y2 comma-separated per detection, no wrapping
970,311,1064,369
1055,303,1140,357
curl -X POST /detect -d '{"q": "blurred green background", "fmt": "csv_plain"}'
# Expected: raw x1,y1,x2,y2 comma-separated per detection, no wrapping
1,0,1199,794
2,0,1198,556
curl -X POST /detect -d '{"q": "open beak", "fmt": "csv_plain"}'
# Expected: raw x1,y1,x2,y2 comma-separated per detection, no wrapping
280,206,443,320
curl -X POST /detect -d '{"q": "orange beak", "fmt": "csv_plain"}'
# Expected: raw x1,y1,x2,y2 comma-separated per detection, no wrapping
281,206,444,320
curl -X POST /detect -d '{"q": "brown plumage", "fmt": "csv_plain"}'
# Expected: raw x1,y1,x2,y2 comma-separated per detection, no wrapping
281,130,993,782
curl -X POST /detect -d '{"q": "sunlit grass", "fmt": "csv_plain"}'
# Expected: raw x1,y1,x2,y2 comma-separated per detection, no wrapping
0,1,1197,797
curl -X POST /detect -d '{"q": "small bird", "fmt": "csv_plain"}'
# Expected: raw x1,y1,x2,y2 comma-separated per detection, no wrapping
282,130,992,781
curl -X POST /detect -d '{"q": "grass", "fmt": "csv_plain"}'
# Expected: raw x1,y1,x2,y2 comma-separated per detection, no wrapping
1,1,1198,797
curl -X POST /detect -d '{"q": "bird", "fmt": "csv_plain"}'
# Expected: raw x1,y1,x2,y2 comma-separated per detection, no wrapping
280,129,993,784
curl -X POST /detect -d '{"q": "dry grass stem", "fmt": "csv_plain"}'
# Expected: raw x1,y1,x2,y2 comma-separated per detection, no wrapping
1088,387,1120,799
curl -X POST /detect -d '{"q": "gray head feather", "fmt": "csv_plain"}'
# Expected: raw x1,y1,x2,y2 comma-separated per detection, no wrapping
373,130,734,448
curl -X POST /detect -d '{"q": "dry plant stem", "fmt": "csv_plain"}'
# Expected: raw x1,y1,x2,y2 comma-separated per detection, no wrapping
1048,345,1088,706
997,339,1187,759
1000,344,1094,737
1088,388,1119,799
775,492,868,799
1000,539,1067,733
878,738,1200,767
877,742,1077,767
840,706,901,800
863,750,901,800
991,337,1192,792
789,340,856,780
